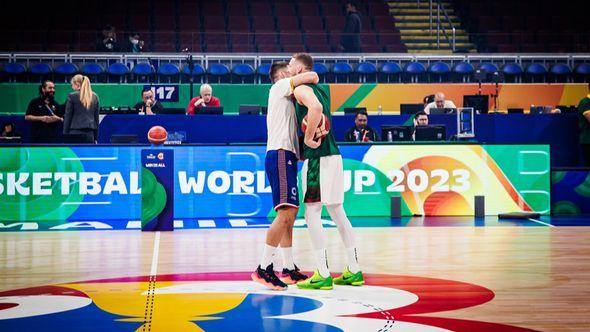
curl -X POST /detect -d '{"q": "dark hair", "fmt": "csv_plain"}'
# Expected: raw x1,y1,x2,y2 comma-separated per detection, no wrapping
141,88,152,96
414,110,428,119
355,110,368,118
39,80,53,95
423,94,435,105
292,53,313,71
346,1,358,9
269,61,289,83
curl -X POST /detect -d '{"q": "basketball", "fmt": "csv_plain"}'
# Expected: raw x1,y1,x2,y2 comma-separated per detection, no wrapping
147,125,168,145
301,113,330,142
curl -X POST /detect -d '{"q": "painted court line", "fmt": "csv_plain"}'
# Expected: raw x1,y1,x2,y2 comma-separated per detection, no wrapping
528,218,556,228
150,231,161,276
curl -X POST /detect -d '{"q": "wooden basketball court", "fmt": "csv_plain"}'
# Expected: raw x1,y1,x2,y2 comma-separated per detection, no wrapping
1,217,589,331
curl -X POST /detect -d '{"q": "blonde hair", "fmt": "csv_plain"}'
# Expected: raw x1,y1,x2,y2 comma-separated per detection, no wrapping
71,74,94,109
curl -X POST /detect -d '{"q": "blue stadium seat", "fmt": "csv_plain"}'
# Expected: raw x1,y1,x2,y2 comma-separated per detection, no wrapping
132,63,154,83
356,62,377,83
502,63,523,82
332,62,353,83
4,63,26,75
158,63,180,76
549,63,571,83
256,63,272,83
356,62,377,75
526,63,547,82
107,62,130,83
379,62,402,83
158,63,180,83
428,61,450,82
183,63,206,76
81,63,105,76
29,63,52,75
453,61,474,82
208,63,231,83
232,63,255,83
479,62,499,73
575,63,590,82
404,62,426,83
55,63,78,75
313,63,329,75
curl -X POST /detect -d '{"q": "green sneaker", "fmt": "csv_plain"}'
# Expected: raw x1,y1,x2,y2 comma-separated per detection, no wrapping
296,270,333,290
334,268,364,286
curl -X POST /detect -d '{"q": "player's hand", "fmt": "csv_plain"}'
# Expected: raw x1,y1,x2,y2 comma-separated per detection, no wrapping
304,137,321,149
194,99,204,107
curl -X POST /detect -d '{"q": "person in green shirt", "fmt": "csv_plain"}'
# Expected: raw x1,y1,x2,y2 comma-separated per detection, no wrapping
578,83,590,166
288,53,364,290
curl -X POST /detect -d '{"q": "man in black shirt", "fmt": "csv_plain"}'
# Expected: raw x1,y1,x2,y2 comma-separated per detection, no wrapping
345,110,379,142
24,80,63,143
134,88,164,115
340,2,362,53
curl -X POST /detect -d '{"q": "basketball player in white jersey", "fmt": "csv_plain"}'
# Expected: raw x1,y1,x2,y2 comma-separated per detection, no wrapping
251,62,319,290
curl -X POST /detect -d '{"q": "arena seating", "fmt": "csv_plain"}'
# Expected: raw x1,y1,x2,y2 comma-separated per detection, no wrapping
0,0,404,53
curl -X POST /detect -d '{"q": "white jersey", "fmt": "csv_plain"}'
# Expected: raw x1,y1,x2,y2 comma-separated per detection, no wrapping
266,77,299,155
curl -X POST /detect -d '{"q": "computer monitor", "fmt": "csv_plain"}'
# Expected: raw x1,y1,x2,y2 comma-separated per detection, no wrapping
400,103,424,115
199,106,224,115
429,107,456,115
508,108,524,114
463,95,489,114
0,136,22,144
381,125,412,141
110,106,137,114
159,107,187,115
239,105,261,115
414,125,446,141
344,107,367,115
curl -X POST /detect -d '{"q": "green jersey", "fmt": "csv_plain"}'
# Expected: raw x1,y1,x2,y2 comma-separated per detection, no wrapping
295,84,340,159
578,94,590,144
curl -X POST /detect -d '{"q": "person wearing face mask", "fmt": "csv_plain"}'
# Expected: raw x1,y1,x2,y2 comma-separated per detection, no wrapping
96,25,121,52
344,110,379,142
126,32,145,53
24,80,64,143
186,84,221,115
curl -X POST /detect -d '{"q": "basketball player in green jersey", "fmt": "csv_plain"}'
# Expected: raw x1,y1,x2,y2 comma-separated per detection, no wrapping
288,53,364,290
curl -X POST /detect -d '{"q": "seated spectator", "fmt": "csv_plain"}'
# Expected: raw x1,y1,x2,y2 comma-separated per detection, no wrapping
412,111,429,140
134,88,163,115
344,110,379,142
423,92,456,114
96,25,121,52
1,122,21,137
125,32,145,53
187,84,221,115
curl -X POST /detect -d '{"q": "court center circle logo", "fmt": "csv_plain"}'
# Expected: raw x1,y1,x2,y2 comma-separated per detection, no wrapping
0,272,536,331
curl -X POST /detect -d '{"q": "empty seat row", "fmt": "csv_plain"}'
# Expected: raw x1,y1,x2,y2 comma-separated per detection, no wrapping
3,61,589,83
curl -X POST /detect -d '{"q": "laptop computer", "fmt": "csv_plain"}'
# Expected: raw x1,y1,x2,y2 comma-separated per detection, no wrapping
199,106,224,115
239,105,261,115
400,103,424,115
414,125,446,141
381,125,412,141
429,107,456,115
463,95,489,114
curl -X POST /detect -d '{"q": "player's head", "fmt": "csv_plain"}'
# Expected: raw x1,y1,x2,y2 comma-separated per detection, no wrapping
39,80,55,98
141,88,154,103
434,92,446,108
289,53,313,76
269,61,290,83
200,84,213,103
414,111,429,126
354,110,368,129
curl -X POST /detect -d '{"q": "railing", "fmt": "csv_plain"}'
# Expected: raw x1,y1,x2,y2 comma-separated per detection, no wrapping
429,0,456,51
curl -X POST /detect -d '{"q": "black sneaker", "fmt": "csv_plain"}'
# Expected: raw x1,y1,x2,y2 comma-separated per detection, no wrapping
251,263,288,290
280,264,309,284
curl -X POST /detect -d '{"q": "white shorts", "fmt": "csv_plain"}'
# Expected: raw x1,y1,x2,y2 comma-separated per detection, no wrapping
301,154,344,205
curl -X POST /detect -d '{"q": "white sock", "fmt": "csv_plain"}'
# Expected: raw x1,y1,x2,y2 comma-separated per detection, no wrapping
260,244,277,268
346,247,360,273
314,248,330,278
281,247,295,270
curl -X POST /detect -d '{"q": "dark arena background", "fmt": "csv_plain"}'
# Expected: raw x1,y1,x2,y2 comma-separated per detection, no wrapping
1,0,590,331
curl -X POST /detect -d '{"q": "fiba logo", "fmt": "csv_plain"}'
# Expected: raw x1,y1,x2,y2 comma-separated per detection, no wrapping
157,153,164,160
